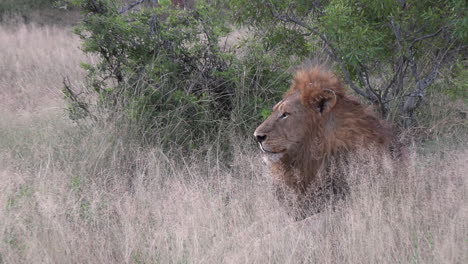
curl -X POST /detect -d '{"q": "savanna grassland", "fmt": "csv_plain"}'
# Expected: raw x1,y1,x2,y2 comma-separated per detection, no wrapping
1,7,467,264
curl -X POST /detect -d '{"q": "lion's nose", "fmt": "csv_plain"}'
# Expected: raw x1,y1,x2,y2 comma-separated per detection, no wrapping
255,133,267,143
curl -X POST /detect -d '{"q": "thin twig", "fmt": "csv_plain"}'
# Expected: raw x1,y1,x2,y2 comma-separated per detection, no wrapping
63,77,97,121
119,0,146,14
403,41,454,118
410,27,444,47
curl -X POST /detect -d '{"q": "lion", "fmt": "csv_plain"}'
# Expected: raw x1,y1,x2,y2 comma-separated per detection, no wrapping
254,66,397,218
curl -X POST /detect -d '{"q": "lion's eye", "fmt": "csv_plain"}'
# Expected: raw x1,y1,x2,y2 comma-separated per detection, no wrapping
279,112,289,120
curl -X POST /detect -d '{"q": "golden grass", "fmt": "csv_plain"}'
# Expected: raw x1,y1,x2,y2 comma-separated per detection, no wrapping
0,22,89,114
0,112,466,263
0,23,466,264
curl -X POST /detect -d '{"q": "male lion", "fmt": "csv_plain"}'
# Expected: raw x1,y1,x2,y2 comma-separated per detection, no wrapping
254,66,397,218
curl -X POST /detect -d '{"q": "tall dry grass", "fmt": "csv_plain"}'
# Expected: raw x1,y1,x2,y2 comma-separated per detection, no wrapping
0,111,466,264
0,23,467,264
0,22,89,114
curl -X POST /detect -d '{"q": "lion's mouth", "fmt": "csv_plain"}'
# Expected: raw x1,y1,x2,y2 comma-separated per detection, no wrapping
258,143,284,154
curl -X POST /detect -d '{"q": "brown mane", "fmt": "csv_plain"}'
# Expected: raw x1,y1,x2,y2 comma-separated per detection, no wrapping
254,66,396,217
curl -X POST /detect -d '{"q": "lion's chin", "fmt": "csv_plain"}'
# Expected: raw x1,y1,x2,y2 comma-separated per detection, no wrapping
258,143,286,163
262,152,285,164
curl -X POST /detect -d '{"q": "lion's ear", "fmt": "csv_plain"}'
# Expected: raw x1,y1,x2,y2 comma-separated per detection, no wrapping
313,89,337,114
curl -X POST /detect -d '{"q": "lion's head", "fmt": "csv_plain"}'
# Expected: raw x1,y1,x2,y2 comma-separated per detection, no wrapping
254,67,346,165
254,66,393,197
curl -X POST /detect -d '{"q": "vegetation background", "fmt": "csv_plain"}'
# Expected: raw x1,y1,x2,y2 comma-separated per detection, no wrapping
0,0,466,263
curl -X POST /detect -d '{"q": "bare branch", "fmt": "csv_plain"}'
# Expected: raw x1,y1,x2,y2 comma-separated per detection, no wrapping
335,62,377,102
265,4,377,103
408,48,419,82
149,14,157,35
358,65,388,115
359,66,375,93
410,27,444,47
63,77,97,122
358,67,376,98
119,0,146,14
382,56,407,99
388,18,403,50
402,42,454,127
395,0,406,8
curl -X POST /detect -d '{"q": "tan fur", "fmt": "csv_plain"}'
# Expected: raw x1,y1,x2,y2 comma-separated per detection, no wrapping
254,66,396,215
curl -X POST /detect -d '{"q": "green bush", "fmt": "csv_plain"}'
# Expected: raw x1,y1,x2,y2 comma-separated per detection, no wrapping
68,0,466,151
230,0,467,127
67,0,290,150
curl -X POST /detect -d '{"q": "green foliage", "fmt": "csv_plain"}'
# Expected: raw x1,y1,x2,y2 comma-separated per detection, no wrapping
227,41,291,131
68,0,465,150
230,0,467,126
69,0,290,150
438,61,468,103
71,1,229,148
320,0,391,67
